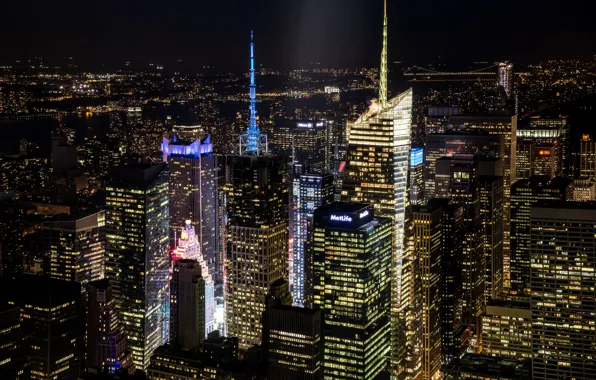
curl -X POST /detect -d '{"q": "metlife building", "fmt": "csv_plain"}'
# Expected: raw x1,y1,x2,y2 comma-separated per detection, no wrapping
307,202,392,379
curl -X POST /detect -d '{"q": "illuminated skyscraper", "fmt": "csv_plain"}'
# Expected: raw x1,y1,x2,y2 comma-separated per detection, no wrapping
309,203,392,380
498,62,513,98
580,134,596,181
290,173,334,307
341,2,415,376
445,115,516,276
341,85,414,380
510,176,572,293
270,119,331,173
171,221,215,338
44,210,106,290
105,164,170,370
412,205,442,380
239,31,267,156
162,136,219,281
425,199,468,365
435,156,487,341
528,116,570,175
531,202,596,380
222,155,288,350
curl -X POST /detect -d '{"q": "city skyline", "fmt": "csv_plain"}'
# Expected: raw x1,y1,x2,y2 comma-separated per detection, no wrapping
2,0,596,379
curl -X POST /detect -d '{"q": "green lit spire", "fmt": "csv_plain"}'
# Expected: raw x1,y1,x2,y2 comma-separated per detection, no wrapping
379,0,388,106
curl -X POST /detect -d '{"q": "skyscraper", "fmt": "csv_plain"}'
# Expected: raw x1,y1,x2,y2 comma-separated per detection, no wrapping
86,279,132,374
435,155,488,329
528,116,570,176
171,221,215,337
222,154,288,350
446,115,516,278
170,259,206,350
44,210,106,290
412,205,442,380
105,164,170,370
309,203,392,380
516,118,566,179
270,119,331,174
510,176,572,292
290,174,334,307
340,2,415,376
162,136,219,281
531,202,596,380
497,62,513,98
341,82,414,379
425,199,468,365
580,134,596,181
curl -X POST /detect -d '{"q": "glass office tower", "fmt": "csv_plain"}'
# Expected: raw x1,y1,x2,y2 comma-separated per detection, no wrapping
105,164,170,370
309,202,392,380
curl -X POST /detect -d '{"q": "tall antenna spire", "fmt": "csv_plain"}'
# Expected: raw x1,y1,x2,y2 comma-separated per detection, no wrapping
379,0,388,106
239,30,268,155
247,30,259,152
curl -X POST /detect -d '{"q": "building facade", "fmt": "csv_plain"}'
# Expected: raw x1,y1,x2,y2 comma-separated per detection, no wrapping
44,210,106,290
171,221,215,338
412,205,442,380
481,299,531,359
510,176,572,292
290,173,334,307
222,155,288,350
310,203,392,380
162,136,219,282
105,164,171,370
170,260,206,351
340,88,416,378
530,202,596,379
267,306,322,380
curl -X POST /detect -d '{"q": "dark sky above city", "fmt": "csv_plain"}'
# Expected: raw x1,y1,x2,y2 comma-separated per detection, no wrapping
1,0,594,70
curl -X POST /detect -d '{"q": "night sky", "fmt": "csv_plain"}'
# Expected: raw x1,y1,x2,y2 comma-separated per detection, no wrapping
1,0,594,70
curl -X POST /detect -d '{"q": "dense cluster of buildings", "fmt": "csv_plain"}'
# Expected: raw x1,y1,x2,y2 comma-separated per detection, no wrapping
3,2,596,380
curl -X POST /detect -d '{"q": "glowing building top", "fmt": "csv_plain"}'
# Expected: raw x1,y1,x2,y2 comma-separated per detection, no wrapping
171,220,215,336
239,31,268,155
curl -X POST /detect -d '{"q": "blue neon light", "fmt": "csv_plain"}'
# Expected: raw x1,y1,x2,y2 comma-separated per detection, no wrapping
410,148,424,166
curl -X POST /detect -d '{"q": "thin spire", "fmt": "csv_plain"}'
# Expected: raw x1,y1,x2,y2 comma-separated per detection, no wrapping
247,30,259,152
379,0,388,107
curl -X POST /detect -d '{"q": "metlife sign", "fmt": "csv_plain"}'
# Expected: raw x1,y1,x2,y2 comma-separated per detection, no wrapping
330,214,352,222
326,206,373,229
